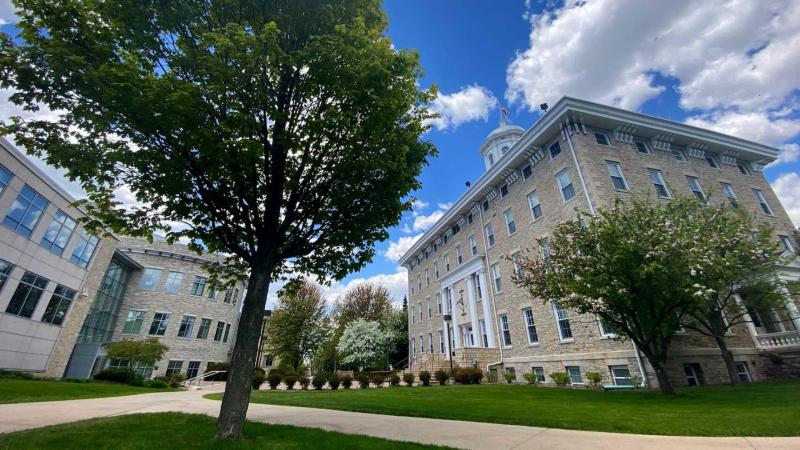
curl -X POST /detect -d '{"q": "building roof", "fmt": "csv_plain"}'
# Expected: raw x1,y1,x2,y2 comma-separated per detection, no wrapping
398,96,781,266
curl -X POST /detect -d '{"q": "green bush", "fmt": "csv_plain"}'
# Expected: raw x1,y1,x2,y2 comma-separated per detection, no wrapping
299,375,310,390
503,372,515,384
0,370,34,380
486,373,495,383
328,373,340,390
148,379,168,389
267,371,282,390
434,369,449,385
341,374,353,389
167,373,186,388
355,371,369,389
252,371,267,390
522,372,538,385
312,373,327,390
419,370,431,386
268,367,287,379
284,374,298,390
370,372,385,387
455,368,483,384
390,373,401,386
205,362,230,381
93,368,131,384
550,372,571,387
586,372,604,389
402,373,414,386
130,376,146,387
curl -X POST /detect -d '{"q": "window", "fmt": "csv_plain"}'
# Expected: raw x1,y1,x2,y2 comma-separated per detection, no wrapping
177,315,196,337
498,314,512,346
737,163,751,176
425,269,430,286
439,330,445,353
410,304,415,324
263,355,274,367
139,268,161,290
445,288,452,312
635,141,650,154
213,321,225,342
186,361,201,380
467,213,473,225
686,176,706,202
122,310,146,334
606,161,628,191
455,245,462,264
598,317,615,336
553,303,573,340
482,200,489,212
411,338,416,357
469,235,478,256
505,367,516,381
672,149,686,162
418,303,423,322
3,184,48,237
548,141,562,159
0,163,11,192
148,312,171,336
207,286,218,300
779,235,795,253
223,323,231,343
705,156,719,169
521,164,532,180
419,335,424,353
5,271,48,318
566,366,582,384
594,132,610,146
648,169,671,198
444,254,450,272
479,320,488,347
0,259,14,292
473,274,482,299
556,170,576,201
436,292,442,314
487,153,495,166
69,233,99,268
501,145,510,154
165,360,183,377
504,209,516,235
417,274,421,291
426,298,431,318
683,363,705,386
609,365,633,386
735,362,752,383
191,276,207,296
522,308,538,344
163,271,184,293
752,189,773,215
40,210,76,256
428,333,434,353
434,262,439,278
499,184,509,198
532,367,546,383
541,237,552,263
197,318,212,339
525,191,543,221
41,285,77,325
511,252,522,277
491,263,502,292
720,182,738,207
485,223,495,247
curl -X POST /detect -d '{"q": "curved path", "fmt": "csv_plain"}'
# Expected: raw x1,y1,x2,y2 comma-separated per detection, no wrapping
0,385,796,449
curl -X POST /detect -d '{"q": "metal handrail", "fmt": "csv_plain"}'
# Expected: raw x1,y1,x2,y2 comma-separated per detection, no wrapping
182,370,227,386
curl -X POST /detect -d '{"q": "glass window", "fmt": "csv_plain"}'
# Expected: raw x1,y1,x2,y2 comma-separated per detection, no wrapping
527,191,542,220
469,235,478,255
752,189,773,215
456,245,462,264
428,333,433,352
606,161,628,190
467,213,473,225
439,330,445,353
207,286,218,300
197,318,212,339
0,259,14,292
425,269,430,286
434,261,439,278
737,163,751,176
4,185,49,237
635,141,650,154
482,200,489,212
223,323,231,343
426,298,431,318
672,149,686,162
779,235,795,253
599,317,615,336
148,312,170,336
504,209,516,235
487,153,495,166
532,366,546,383
735,362,751,383
213,321,225,341
705,156,719,169
165,360,183,376
69,233,99,268
263,355,274,367
479,319,488,347
720,182,738,207
191,276,207,296
491,263,502,292
549,141,561,159
76,259,132,345
521,164,532,180
556,170,576,201
683,363,705,386
610,365,633,386
686,176,706,202
436,292,442,314
648,169,671,198
139,268,162,290
0,163,11,192
485,223,495,247
186,361,201,380
40,210,76,256
500,184,509,198
523,308,538,344
163,271,183,293
122,310,146,334
594,132,610,146
553,303,573,340
177,315,196,337
418,303,423,321
444,254,450,272
566,366,582,384
498,314,512,346
40,284,77,325
5,271,49,319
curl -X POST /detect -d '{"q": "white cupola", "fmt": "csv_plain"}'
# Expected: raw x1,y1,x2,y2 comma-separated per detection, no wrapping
479,108,524,172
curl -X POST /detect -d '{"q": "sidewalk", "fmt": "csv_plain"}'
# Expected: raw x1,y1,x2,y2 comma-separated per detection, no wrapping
0,386,797,449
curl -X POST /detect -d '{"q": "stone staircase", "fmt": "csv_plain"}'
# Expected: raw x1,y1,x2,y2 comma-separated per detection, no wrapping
403,347,502,383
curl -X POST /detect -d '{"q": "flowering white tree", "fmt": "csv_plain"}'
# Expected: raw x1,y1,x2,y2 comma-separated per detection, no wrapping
336,319,394,370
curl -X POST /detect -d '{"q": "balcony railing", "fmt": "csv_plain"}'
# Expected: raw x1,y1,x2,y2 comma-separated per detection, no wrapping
757,330,800,349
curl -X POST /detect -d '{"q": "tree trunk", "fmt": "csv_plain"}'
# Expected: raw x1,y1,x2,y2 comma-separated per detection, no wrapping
635,346,676,395
216,266,272,439
714,335,739,385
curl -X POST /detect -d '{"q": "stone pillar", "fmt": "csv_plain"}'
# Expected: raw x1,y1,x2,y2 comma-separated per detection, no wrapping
477,270,495,347
465,273,480,347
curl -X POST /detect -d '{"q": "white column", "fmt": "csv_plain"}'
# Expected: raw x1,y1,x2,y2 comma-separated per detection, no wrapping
465,274,480,347
477,270,495,347
442,316,451,360
452,289,462,349
782,286,800,332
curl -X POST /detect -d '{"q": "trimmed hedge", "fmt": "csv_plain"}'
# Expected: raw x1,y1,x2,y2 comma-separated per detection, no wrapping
455,368,483,384
434,369,449,385
328,373,340,390
341,374,353,389
419,371,431,386
402,373,414,386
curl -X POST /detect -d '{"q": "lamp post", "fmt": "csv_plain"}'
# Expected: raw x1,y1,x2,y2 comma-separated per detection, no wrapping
443,313,454,384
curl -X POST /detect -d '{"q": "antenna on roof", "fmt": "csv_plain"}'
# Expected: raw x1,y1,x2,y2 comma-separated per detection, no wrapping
540,103,549,112
500,107,510,126
465,181,471,188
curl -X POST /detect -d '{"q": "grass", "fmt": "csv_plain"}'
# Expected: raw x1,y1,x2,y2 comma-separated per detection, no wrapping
0,413,447,449
0,379,173,404
206,381,800,437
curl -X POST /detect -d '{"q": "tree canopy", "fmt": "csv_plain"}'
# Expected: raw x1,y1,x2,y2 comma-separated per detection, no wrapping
336,318,394,370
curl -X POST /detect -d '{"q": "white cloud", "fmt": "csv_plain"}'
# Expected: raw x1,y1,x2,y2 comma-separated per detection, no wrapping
685,112,800,147
0,0,17,25
769,143,800,167
412,209,444,232
320,267,409,305
428,85,498,130
383,233,423,262
772,172,800,227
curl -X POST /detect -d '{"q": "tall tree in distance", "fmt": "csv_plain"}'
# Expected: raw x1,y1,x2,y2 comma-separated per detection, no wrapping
333,282,393,327
1,0,435,438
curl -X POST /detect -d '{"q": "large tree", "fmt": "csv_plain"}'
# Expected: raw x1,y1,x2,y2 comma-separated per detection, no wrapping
333,282,393,327
336,318,394,370
1,0,434,438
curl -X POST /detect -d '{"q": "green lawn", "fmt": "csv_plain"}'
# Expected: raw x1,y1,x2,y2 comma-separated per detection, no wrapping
207,381,800,436
0,413,446,449
0,379,173,404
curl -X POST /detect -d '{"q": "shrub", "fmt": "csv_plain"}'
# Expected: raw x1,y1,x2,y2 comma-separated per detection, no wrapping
455,368,483,384
130,376,146,387
0,370,34,380
630,375,643,389
550,372,571,387
402,373,414,386
93,368,131,384
355,371,370,389
205,362,230,381
148,379,168,389
312,373,327,390
503,372,515,384
167,373,186,388
341,374,353,389
419,370,432,386
284,374,298,390
486,372,495,383
268,367,287,379
390,373,401,387
586,372,604,389
267,371,282,390
299,375,310,390
252,371,267,390
370,372,385,387
328,373,340,390
434,369,449,385
522,372,538,385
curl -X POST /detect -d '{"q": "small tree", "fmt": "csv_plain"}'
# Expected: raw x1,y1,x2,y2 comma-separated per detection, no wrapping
105,338,168,384
264,281,330,370
336,319,393,370
333,283,393,327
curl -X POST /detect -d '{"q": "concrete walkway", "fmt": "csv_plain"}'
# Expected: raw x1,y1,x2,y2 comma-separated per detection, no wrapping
0,386,797,449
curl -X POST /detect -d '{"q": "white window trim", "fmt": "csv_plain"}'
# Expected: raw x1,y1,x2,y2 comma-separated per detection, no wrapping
552,303,574,342
594,131,611,147
527,191,543,221
648,168,672,199
522,308,539,345
548,140,561,159
597,316,616,338
555,169,575,203
606,160,629,191
504,209,516,236
634,141,651,154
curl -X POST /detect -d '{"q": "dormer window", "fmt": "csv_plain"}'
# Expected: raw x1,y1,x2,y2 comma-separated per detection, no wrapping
549,141,562,159
501,145,509,154
594,132,610,146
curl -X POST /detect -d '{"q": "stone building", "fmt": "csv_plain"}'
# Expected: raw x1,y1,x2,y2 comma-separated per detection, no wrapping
0,137,243,380
400,97,800,387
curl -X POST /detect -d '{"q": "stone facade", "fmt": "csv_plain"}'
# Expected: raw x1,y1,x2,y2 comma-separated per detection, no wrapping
401,97,800,388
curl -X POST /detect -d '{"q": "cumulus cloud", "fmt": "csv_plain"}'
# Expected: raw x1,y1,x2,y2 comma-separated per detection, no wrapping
383,233,423,262
0,0,17,25
428,85,498,130
685,112,800,147
768,143,800,167
412,209,444,232
772,172,800,227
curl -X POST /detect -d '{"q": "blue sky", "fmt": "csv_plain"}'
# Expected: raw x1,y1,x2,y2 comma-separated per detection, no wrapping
1,0,799,305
